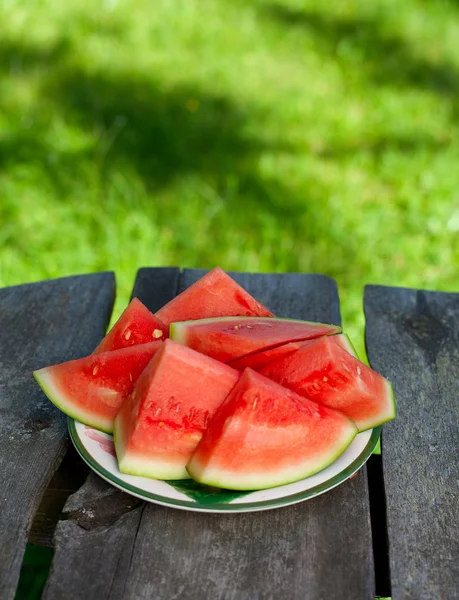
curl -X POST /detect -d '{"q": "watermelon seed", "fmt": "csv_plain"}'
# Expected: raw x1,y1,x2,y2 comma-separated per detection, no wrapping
357,366,361,376
159,421,165,427
125,330,132,340
246,325,253,329
155,407,162,416
92,365,99,376
129,373,133,382
152,329,163,338
323,376,328,382
252,399,257,409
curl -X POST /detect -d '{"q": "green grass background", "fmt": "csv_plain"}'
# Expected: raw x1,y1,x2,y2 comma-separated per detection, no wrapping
2,0,458,597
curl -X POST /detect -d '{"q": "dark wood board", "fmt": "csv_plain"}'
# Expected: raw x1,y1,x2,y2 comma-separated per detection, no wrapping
45,269,375,600
27,444,90,547
27,267,182,547
0,273,115,600
42,268,181,599
364,285,459,600
131,267,180,313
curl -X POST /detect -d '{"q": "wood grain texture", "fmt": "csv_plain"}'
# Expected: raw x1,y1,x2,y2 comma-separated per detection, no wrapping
28,268,181,548
364,285,459,600
0,273,115,600
28,445,89,547
131,267,180,312
45,269,375,600
43,268,180,600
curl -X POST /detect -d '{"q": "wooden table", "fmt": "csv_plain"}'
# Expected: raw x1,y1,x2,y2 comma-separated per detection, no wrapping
1,269,457,600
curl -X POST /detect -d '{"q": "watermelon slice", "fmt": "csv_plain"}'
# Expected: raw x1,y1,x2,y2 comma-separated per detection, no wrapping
229,333,357,371
260,336,396,431
93,298,166,354
187,369,358,490
33,342,163,433
113,339,240,480
155,267,273,329
171,316,341,363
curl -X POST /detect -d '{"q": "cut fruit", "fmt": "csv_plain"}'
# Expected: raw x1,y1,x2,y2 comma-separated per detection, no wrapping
171,316,341,363
94,298,166,354
155,267,273,329
113,339,240,480
187,369,358,490
229,333,357,371
33,342,163,433
260,336,396,431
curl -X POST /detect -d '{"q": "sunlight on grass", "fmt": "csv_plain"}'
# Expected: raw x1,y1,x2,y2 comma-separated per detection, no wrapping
1,0,458,363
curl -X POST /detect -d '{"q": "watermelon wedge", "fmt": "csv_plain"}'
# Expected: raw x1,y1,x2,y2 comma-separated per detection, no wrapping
171,316,341,363
187,369,358,490
113,339,240,480
260,336,396,431
33,342,163,433
229,333,357,371
155,267,273,329
93,298,166,354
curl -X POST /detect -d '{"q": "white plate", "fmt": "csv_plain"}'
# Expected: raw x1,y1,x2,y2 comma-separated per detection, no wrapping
69,418,380,513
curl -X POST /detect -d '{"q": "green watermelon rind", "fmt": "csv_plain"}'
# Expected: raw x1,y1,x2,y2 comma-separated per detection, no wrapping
187,419,358,491
33,369,114,434
356,378,396,432
113,414,191,480
331,335,396,431
170,316,342,344
334,333,359,359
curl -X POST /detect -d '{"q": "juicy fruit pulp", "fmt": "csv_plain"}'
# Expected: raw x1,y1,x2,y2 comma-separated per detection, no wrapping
171,316,341,363
94,298,166,353
261,336,396,431
229,333,357,371
187,369,358,490
155,267,274,329
34,342,163,433
113,339,240,480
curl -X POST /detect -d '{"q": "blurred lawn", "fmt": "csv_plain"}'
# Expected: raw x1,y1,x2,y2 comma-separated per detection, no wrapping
2,1,458,597
2,0,458,362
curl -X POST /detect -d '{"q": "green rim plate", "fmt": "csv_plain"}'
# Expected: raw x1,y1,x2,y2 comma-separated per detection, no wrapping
69,418,381,513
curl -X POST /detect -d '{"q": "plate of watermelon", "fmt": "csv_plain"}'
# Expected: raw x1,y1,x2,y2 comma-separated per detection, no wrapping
34,267,395,513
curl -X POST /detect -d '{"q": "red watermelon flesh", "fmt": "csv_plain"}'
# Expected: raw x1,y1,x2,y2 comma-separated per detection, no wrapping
113,339,240,480
229,333,357,371
260,337,396,432
187,369,357,490
171,316,341,363
155,267,273,329
33,342,163,433
94,298,166,354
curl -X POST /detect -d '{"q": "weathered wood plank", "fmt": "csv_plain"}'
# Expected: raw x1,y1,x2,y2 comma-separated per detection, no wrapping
43,268,180,599
28,445,89,547
45,269,374,600
132,267,181,313
364,285,459,600
28,267,181,548
0,273,115,600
